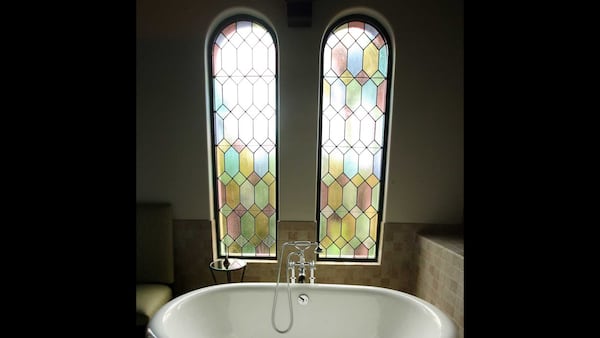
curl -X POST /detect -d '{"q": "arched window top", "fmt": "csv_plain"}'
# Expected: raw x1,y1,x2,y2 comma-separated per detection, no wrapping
211,17,277,80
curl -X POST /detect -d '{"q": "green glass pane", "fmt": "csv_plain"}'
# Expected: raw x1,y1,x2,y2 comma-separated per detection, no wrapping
371,183,380,209
243,242,256,255
269,182,276,208
341,214,356,241
371,70,385,85
233,172,246,185
326,244,341,257
362,80,377,110
235,236,248,247
218,172,232,185
255,180,269,208
224,147,240,176
269,215,276,237
356,214,369,241
319,215,328,240
322,173,334,186
341,243,354,257
342,183,357,210
222,234,234,247
269,150,276,174
241,213,255,239
368,245,376,258
240,180,254,208
346,79,361,110
335,206,348,218
349,237,361,249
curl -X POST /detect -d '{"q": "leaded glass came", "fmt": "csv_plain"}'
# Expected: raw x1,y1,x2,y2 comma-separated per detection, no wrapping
211,18,277,258
318,19,390,260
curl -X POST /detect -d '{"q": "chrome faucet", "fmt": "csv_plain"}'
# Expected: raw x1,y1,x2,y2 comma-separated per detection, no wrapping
284,241,322,284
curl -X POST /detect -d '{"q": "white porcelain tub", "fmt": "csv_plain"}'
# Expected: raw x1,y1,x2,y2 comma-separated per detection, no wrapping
147,282,458,338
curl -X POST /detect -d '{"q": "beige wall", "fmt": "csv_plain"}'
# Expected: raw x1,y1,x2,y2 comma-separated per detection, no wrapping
415,233,464,338
136,0,463,224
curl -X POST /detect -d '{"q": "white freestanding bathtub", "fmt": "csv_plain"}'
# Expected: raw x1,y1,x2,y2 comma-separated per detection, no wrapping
147,282,457,338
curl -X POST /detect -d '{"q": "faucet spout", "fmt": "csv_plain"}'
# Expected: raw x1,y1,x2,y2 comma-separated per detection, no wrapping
283,241,321,284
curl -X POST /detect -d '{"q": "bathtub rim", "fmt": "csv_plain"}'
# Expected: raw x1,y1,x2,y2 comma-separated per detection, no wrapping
148,282,458,338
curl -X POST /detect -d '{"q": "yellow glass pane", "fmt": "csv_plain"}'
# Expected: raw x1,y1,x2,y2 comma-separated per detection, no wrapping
341,214,356,241
323,79,330,107
363,43,379,76
263,172,275,185
225,182,240,208
370,214,379,239
249,235,262,246
334,236,347,248
249,204,261,217
255,213,269,238
216,147,225,175
341,70,354,85
319,236,333,249
366,174,379,187
329,150,344,177
327,181,343,209
327,214,341,239
239,148,253,176
229,242,242,254
269,183,276,208
351,173,364,187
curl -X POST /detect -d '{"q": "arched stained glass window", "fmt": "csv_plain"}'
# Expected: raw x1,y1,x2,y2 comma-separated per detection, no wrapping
209,17,278,259
317,17,391,261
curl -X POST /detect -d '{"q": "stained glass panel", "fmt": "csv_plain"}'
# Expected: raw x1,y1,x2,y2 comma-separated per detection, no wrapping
212,19,277,258
318,19,390,260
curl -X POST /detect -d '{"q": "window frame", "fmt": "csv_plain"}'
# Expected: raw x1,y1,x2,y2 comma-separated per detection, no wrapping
207,15,280,261
315,14,393,263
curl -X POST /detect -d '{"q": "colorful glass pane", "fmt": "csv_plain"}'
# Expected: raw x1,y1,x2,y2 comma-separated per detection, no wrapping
319,19,390,260
212,19,277,258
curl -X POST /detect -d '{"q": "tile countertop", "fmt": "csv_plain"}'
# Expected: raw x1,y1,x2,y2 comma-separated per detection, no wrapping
419,233,464,257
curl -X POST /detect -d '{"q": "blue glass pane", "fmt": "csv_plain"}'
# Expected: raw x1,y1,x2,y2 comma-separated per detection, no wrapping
373,148,382,178
214,115,224,143
347,45,363,76
254,147,269,176
361,80,377,110
378,45,388,76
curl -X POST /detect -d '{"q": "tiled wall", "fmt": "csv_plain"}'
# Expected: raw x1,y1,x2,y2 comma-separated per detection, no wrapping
415,234,464,338
172,220,462,296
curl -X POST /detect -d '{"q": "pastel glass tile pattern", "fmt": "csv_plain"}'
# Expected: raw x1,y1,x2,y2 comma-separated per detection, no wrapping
212,19,277,258
319,20,390,260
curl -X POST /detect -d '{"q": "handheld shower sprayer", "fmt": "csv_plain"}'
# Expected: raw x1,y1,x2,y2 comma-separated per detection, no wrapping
271,240,323,334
